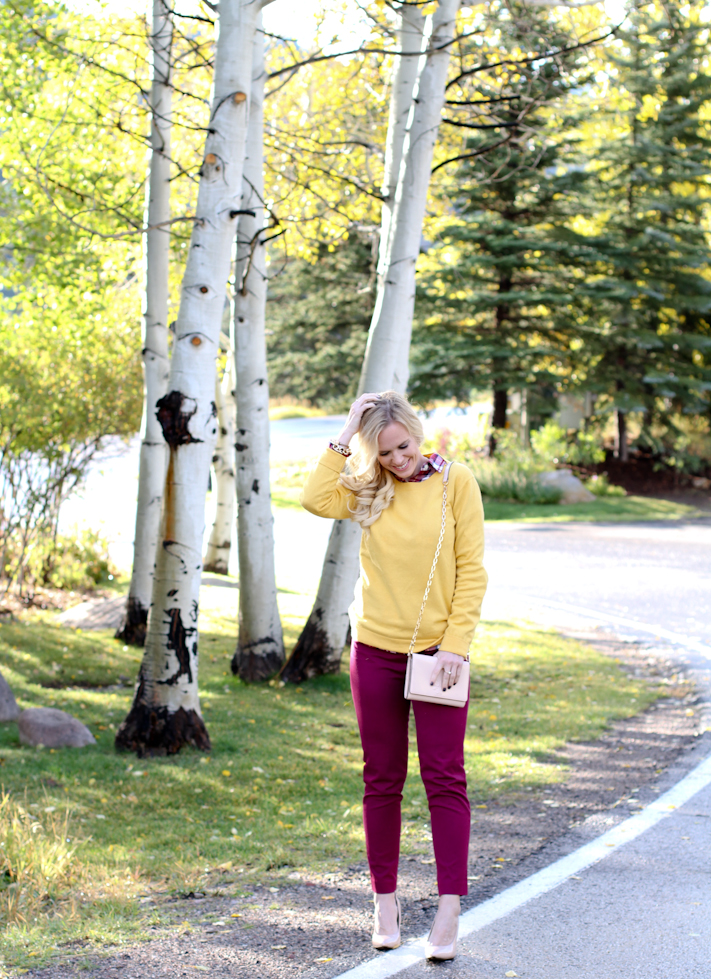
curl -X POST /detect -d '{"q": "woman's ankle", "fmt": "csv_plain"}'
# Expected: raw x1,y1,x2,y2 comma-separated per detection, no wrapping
437,894,460,914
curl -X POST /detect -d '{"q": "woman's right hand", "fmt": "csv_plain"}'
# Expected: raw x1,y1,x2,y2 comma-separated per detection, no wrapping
335,392,381,446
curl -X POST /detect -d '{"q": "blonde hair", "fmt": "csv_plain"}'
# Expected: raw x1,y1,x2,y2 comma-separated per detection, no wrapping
340,391,425,531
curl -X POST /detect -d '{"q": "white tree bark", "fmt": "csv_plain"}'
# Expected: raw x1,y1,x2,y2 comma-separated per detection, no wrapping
116,0,172,647
361,0,461,394
203,350,235,575
117,0,274,756
283,1,460,682
380,2,427,274
231,14,285,681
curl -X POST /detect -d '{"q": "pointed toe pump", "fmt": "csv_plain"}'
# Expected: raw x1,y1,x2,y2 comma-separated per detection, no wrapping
372,893,401,950
425,919,458,961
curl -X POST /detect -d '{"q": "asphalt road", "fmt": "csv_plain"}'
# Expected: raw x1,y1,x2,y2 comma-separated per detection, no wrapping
482,520,711,646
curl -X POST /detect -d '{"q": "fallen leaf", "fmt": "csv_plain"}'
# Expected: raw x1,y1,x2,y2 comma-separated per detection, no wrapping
314,958,333,963
271,945,287,950
321,895,335,900
230,913,241,918
222,770,231,777
505,972,518,977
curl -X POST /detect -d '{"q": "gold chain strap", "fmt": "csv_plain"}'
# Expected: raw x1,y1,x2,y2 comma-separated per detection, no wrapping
408,464,451,656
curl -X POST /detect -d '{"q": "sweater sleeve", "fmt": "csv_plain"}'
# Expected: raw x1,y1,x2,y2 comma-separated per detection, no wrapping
300,449,355,520
441,465,488,657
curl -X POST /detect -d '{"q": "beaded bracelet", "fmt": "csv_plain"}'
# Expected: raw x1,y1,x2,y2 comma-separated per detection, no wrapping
328,440,352,457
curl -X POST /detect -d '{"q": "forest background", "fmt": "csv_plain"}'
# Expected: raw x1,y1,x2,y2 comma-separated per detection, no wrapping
0,0,710,964
2,0,710,592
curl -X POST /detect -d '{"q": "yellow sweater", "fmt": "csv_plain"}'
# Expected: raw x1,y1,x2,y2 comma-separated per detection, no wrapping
300,449,488,657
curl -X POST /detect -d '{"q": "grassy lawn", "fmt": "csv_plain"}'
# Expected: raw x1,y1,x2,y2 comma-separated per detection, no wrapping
482,495,705,522
0,598,664,969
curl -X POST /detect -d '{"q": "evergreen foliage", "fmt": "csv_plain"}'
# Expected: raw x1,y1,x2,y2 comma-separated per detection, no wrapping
409,3,591,436
560,0,711,451
266,231,375,410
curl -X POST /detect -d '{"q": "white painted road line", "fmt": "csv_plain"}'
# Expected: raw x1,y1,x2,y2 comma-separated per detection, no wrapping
534,598,711,658
330,751,711,979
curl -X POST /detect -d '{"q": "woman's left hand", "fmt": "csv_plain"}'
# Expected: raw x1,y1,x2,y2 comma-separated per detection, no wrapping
429,651,465,691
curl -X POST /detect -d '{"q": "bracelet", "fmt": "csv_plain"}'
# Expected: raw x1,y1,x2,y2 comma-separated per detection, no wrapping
328,440,352,457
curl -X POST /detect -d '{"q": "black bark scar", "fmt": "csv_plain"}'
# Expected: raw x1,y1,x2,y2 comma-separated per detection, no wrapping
157,607,196,686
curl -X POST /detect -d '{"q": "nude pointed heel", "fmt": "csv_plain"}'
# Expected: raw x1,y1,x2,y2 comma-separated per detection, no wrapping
372,893,401,950
425,918,458,961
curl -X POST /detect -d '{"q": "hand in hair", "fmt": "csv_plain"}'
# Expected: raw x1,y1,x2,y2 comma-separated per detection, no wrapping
335,392,381,447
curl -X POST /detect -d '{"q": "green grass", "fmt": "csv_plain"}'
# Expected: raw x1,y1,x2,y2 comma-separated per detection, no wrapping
482,494,705,522
0,606,664,968
269,462,706,523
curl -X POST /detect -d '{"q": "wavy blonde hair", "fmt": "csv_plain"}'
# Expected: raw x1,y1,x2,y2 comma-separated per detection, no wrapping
340,391,425,531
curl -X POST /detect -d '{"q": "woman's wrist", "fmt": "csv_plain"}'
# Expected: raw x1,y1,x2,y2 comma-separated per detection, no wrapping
335,428,356,447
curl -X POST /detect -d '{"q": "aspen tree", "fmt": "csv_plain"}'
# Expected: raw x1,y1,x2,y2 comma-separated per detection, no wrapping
283,0,461,682
231,13,285,682
116,0,172,646
203,349,235,576
117,0,274,755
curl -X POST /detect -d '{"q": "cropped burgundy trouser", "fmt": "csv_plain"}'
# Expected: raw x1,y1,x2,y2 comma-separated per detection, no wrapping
349,641,470,896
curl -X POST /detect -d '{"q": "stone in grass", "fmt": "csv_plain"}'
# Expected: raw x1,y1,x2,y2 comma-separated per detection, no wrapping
537,470,596,504
18,707,96,748
0,671,20,722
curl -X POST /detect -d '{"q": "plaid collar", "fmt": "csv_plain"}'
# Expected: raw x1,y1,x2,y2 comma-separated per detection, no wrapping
394,452,447,483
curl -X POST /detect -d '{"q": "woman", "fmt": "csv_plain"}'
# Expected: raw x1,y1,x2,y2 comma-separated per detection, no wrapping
300,391,488,961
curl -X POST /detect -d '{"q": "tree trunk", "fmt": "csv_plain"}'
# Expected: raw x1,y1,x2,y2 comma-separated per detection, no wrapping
283,0,460,684
488,386,508,456
380,3,427,269
360,0,460,395
116,0,172,647
617,409,628,462
116,0,273,757
203,354,235,575
231,13,285,682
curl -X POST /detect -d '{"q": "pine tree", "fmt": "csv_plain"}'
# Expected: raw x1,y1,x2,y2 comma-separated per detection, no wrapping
266,231,375,410
562,0,711,459
409,4,590,448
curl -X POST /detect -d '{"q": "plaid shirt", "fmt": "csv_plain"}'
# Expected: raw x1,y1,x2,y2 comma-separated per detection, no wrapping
394,452,447,483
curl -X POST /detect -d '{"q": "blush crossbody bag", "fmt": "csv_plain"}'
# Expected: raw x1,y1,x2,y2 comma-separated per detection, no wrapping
403,461,470,708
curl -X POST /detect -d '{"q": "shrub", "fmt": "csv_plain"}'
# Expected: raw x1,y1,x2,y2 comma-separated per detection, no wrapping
428,428,562,503
530,422,606,467
22,530,116,592
470,462,562,504
585,474,627,497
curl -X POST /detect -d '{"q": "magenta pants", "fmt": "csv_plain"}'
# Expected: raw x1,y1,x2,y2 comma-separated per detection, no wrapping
349,641,470,896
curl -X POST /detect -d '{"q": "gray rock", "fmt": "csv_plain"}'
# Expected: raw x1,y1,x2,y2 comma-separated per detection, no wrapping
537,469,596,504
0,671,20,722
18,707,96,748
